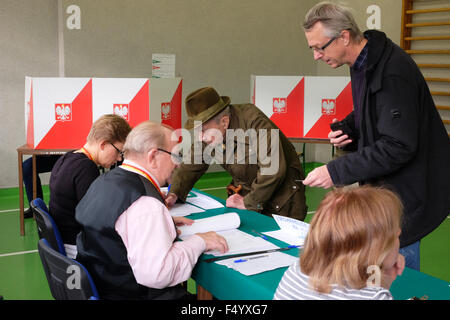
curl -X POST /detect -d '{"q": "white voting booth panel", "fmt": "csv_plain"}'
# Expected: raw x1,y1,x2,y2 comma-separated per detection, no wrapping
251,76,353,139
24,77,182,149
149,77,183,133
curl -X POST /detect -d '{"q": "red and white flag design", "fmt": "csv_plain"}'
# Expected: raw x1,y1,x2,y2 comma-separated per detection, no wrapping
252,76,353,139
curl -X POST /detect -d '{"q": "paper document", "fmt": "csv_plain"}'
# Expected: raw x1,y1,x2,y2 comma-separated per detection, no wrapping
209,229,278,257
152,53,175,78
262,214,310,246
185,191,224,210
177,212,277,256
159,187,206,217
217,251,297,276
169,203,205,217
178,212,240,239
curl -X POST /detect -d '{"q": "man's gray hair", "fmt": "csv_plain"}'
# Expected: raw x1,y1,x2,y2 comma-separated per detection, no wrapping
303,1,363,42
123,121,168,158
211,106,231,124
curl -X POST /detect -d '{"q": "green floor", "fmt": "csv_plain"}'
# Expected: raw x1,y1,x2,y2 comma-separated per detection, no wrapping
0,163,448,300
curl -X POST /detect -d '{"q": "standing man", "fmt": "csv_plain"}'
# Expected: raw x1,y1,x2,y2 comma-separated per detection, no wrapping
166,87,307,221
302,2,450,270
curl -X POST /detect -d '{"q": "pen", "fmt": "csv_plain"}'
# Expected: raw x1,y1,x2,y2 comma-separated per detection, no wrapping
234,255,268,263
167,184,171,193
252,229,268,240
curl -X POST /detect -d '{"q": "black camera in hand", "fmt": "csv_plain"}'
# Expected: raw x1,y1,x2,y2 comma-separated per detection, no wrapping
330,120,353,138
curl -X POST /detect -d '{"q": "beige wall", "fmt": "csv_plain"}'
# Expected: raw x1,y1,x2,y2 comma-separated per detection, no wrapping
0,0,59,188
0,0,407,187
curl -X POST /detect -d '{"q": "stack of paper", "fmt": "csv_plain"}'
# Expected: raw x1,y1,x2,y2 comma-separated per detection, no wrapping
185,191,224,209
169,203,205,217
208,229,278,257
161,188,223,216
177,212,278,257
177,212,240,239
262,214,310,246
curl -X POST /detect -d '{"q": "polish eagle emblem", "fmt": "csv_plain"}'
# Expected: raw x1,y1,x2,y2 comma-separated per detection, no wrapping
321,99,336,115
161,102,171,120
273,98,287,113
55,103,72,121
113,104,129,120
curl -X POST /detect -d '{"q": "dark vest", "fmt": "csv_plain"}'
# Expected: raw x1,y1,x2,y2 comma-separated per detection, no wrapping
75,167,183,300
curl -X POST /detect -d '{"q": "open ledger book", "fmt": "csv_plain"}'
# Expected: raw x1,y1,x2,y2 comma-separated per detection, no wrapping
177,212,278,256
177,212,298,276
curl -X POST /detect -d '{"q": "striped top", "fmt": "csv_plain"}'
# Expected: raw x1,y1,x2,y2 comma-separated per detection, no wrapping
274,261,393,300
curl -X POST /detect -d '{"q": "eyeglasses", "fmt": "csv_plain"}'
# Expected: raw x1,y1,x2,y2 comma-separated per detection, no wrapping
110,142,124,160
157,148,183,163
310,36,338,54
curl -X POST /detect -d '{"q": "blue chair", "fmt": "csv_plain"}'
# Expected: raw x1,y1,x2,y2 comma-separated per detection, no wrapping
31,198,66,256
38,238,100,300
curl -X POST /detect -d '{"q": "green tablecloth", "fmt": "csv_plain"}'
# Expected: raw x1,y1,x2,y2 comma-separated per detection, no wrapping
189,189,450,300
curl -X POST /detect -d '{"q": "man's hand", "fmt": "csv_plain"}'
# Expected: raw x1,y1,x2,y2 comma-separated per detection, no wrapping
173,217,194,236
303,165,334,189
226,193,246,210
329,118,352,148
165,192,178,209
173,216,194,227
197,231,229,254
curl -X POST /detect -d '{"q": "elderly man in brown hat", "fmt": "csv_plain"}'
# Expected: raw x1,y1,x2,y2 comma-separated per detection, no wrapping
166,87,307,221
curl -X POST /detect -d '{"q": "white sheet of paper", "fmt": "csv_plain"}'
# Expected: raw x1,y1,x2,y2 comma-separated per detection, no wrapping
169,203,205,217
262,214,310,246
186,191,224,210
217,251,297,276
207,229,278,256
178,212,240,239
177,211,277,258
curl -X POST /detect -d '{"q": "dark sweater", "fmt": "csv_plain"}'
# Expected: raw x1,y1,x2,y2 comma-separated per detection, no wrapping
49,151,100,244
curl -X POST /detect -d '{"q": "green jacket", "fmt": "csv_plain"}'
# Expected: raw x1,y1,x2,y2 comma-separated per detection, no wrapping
170,104,307,220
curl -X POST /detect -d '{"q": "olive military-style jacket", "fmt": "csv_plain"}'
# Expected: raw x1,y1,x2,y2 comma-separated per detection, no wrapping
170,104,307,221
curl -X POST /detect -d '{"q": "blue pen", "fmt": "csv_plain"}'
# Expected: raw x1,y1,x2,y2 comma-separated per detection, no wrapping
234,255,269,263
234,259,247,263
252,229,268,240
167,184,171,193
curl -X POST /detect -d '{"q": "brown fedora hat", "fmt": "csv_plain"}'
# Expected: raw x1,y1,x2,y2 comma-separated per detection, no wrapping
184,87,231,130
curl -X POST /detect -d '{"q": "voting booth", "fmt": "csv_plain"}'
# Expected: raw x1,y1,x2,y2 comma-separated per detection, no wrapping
251,76,353,139
24,77,182,149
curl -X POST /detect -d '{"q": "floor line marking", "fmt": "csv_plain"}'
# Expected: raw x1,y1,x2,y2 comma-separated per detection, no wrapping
0,208,22,213
0,249,38,258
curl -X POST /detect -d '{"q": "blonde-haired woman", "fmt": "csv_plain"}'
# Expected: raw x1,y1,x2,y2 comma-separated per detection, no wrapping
49,114,131,258
274,185,405,300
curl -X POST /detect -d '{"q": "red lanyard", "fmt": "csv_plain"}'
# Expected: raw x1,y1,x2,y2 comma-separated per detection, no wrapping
121,163,167,207
81,147,94,162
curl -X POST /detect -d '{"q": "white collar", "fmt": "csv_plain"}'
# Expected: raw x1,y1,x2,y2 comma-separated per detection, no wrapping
120,159,161,188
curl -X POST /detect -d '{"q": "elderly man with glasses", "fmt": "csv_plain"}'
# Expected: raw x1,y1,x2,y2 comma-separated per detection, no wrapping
75,121,228,300
301,2,450,271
